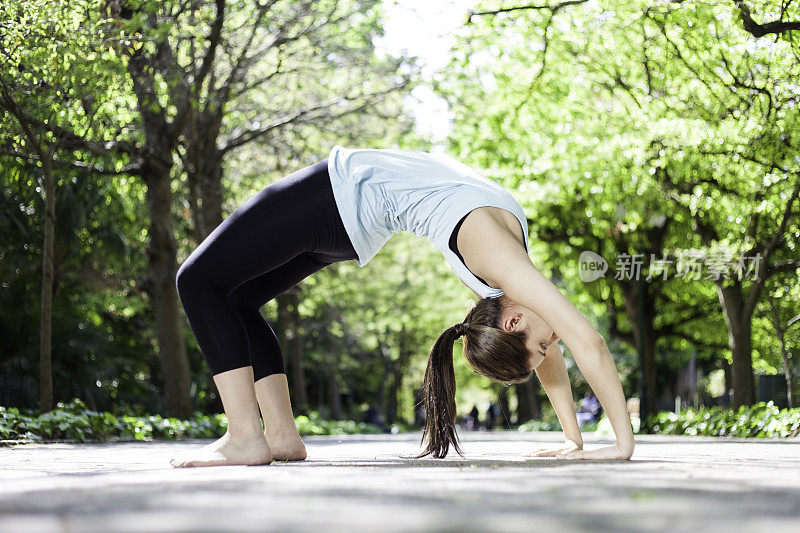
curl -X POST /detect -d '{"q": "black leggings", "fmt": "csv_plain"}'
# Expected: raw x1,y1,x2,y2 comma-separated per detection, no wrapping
175,159,357,381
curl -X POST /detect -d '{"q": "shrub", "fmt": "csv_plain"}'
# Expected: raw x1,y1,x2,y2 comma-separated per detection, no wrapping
294,410,386,436
648,402,800,438
517,402,799,439
0,398,388,443
516,418,562,432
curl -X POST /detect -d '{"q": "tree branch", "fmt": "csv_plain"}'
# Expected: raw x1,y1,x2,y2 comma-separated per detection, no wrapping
661,331,729,352
2,100,141,157
0,149,143,176
221,79,410,154
218,0,278,106
760,177,800,261
466,0,589,23
768,258,800,276
655,308,715,337
0,81,46,161
169,0,226,144
734,1,800,37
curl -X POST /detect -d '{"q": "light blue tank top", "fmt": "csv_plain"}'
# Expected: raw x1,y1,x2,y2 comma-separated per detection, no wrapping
327,145,530,299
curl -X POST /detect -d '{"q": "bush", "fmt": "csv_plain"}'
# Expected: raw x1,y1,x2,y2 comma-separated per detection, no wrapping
648,402,800,438
0,398,388,443
294,410,386,436
516,418,563,432
516,402,572,432
516,402,799,439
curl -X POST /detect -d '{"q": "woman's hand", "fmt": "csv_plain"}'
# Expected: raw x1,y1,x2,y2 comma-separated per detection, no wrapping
555,441,634,460
524,438,582,458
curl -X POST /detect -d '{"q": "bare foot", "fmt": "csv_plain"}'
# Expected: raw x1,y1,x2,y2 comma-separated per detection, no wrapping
170,431,273,468
267,433,307,461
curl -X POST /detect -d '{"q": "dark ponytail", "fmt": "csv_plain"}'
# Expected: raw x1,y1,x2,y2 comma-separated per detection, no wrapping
415,295,532,459
415,324,464,459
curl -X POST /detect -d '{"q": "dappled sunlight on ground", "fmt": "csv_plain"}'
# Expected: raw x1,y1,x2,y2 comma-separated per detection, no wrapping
1,431,798,532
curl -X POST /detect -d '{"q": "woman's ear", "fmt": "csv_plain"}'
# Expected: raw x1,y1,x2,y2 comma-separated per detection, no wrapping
501,312,521,333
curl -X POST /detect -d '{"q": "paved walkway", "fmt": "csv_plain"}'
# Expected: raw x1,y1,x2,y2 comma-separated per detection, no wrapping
1,431,798,532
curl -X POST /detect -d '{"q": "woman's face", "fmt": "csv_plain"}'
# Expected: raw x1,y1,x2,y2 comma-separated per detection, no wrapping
499,300,559,371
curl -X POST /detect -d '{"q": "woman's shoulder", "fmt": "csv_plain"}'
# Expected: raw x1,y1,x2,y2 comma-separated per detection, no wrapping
457,206,529,287
469,205,526,239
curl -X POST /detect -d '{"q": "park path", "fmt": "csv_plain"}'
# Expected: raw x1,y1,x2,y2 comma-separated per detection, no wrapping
0,431,798,532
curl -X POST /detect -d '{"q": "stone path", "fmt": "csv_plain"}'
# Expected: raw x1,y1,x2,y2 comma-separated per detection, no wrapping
1,431,798,532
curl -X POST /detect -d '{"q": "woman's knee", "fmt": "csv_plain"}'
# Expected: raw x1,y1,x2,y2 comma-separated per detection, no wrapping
176,254,205,297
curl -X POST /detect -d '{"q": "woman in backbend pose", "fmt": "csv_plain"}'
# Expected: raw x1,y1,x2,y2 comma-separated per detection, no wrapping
170,145,635,467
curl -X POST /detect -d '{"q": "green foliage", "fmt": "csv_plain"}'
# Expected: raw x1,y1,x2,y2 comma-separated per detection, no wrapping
516,402,562,432
440,0,800,403
649,402,800,438
0,0,421,420
2,0,798,432
294,411,388,436
0,398,388,443
516,419,562,432
0,398,226,442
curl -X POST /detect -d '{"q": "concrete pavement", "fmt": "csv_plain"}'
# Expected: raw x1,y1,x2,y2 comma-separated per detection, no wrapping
1,431,798,532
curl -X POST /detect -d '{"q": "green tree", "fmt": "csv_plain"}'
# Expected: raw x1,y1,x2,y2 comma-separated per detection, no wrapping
1,0,419,418
0,0,134,410
439,0,800,411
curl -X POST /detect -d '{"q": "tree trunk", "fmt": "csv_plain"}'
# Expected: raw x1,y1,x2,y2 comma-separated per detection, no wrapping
769,297,795,409
124,43,195,418
317,372,325,413
187,171,204,244
182,85,225,242
622,281,658,417
389,362,400,426
144,157,193,418
723,359,734,405
377,339,390,422
203,368,223,413
285,291,308,412
777,329,796,409
186,142,224,242
327,334,342,420
198,159,224,236
717,283,756,407
515,379,540,423
327,369,342,420
497,387,511,428
389,327,411,425
38,156,55,412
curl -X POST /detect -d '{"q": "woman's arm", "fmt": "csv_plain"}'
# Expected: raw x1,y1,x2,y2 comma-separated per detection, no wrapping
468,218,635,459
524,341,583,456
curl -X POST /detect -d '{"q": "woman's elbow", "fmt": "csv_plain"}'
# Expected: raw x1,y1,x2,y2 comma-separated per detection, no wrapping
581,331,608,355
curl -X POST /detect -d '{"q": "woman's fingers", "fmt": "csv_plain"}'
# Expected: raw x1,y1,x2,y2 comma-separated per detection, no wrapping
555,446,627,460
524,445,579,458
523,448,558,457
556,449,585,460
524,439,586,459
